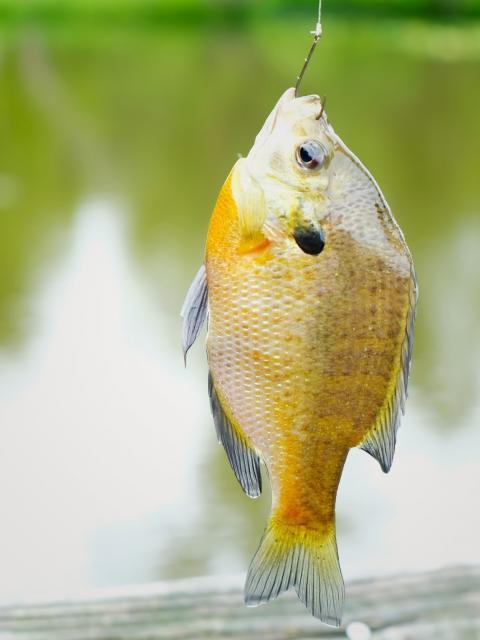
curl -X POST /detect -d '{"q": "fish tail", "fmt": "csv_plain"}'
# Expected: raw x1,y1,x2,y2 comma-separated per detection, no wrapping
244,518,344,627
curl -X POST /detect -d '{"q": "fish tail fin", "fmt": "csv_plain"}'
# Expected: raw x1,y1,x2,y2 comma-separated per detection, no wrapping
245,518,344,627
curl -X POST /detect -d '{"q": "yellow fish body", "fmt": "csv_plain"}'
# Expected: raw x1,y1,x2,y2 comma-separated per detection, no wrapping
182,88,417,626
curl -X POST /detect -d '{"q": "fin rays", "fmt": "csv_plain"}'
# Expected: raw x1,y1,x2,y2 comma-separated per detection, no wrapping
245,523,344,627
360,275,418,472
181,265,208,362
208,374,262,499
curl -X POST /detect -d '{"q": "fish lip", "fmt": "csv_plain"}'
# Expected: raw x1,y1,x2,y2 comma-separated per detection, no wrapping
252,88,295,148
252,88,324,149
295,93,322,104
293,225,326,255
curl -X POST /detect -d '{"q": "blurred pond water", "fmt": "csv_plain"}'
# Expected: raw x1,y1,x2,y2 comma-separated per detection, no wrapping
0,18,479,602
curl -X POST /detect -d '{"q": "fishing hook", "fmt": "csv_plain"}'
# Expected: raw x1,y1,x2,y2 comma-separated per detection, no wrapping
294,0,323,97
316,95,327,120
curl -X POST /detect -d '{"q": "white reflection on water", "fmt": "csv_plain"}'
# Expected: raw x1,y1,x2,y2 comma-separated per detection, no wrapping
339,399,479,580
0,198,208,601
0,201,478,603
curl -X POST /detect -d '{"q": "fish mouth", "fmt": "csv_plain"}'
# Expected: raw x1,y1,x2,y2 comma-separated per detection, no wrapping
253,89,324,148
281,88,321,106
293,224,326,255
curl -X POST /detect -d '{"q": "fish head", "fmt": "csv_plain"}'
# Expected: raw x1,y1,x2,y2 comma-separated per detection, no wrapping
229,88,407,264
247,87,334,193
233,88,336,255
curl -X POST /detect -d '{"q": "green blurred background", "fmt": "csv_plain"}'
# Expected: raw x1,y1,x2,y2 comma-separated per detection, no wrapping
0,0,479,604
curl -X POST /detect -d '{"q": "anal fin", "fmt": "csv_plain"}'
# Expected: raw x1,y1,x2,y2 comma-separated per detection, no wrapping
208,373,262,499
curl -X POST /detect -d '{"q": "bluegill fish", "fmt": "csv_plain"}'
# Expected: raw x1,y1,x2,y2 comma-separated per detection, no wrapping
182,88,417,626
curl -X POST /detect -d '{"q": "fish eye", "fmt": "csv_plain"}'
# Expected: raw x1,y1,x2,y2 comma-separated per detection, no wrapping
296,141,328,171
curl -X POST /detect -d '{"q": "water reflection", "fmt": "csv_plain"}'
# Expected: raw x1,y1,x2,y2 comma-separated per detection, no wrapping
0,202,208,599
0,19,479,602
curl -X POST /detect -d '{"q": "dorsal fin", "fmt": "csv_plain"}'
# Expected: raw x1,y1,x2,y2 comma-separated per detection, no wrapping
208,373,262,498
181,265,208,363
360,277,418,472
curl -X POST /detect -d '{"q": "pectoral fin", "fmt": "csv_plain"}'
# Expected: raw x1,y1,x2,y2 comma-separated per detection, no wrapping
359,279,418,472
181,265,208,363
208,373,262,498
231,158,268,253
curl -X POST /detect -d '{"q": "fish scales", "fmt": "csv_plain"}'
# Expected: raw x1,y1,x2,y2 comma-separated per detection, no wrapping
206,174,411,524
182,88,417,626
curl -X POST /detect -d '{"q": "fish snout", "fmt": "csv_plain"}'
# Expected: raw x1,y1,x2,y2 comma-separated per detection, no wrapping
293,224,325,255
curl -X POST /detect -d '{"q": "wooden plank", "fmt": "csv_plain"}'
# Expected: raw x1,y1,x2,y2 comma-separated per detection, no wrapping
0,566,478,639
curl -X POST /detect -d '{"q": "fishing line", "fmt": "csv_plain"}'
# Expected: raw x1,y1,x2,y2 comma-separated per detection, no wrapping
294,0,323,97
